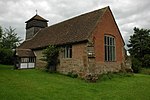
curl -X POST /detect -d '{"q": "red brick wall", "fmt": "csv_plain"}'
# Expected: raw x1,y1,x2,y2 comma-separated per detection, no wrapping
93,8,124,63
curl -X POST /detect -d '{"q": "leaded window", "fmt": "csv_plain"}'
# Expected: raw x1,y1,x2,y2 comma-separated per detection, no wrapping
104,35,116,61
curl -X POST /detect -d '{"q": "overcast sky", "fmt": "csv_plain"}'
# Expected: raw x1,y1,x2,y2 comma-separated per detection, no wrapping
0,0,150,48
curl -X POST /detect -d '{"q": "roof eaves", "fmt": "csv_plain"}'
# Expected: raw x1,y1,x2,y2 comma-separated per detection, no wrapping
31,39,88,50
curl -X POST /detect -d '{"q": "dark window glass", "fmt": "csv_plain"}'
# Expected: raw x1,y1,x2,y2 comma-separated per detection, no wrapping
64,45,72,58
104,35,116,61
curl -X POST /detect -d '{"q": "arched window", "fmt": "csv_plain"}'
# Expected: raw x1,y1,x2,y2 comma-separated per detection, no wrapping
104,35,116,61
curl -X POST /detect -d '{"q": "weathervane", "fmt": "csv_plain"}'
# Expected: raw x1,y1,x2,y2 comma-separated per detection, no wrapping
36,10,38,15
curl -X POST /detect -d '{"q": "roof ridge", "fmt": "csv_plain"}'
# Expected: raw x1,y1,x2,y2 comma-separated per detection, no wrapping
25,14,48,23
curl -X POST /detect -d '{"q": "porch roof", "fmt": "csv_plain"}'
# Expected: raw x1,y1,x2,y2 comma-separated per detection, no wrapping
15,49,36,57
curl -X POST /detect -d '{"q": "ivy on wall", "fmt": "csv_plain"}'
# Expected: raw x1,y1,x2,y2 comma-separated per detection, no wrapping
42,45,60,72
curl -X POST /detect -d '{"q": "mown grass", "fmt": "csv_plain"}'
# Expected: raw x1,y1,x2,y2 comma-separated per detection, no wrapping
0,64,150,100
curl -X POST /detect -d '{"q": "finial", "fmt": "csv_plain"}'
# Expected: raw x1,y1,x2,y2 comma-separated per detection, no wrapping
36,10,38,15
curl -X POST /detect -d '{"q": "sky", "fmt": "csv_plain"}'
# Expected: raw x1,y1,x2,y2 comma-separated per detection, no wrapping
0,0,150,49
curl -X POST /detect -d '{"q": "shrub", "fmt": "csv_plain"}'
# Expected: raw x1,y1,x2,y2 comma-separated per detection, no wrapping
67,71,78,78
0,48,14,65
99,72,133,81
143,54,150,68
131,57,142,73
140,68,150,75
43,45,59,72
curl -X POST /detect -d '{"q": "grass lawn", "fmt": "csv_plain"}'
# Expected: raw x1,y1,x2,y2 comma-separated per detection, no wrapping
0,64,150,100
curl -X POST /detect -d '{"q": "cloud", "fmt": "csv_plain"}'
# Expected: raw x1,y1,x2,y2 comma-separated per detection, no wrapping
98,0,150,47
0,0,149,48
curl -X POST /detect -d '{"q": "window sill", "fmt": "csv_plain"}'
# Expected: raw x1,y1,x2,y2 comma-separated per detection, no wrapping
104,61,117,62
88,56,95,58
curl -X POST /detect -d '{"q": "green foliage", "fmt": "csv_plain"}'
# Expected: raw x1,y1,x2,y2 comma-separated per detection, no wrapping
143,54,150,68
127,27,150,69
67,72,78,78
0,26,3,47
99,72,132,81
1,26,22,49
140,68,150,75
43,45,59,72
0,26,22,65
0,48,14,65
0,26,2,39
131,57,142,73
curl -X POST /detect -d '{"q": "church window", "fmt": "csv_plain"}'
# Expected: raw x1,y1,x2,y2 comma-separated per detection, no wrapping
64,45,72,58
104,35,116,61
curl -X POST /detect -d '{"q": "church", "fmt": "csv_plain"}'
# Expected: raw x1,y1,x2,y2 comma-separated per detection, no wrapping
15,6,131,78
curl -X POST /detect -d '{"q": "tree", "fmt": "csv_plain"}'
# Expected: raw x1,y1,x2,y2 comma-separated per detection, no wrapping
0,26,2,39
0,26,22,65
0,26,2,47
0,48,14,65
127,27,150,70
1,26,22,49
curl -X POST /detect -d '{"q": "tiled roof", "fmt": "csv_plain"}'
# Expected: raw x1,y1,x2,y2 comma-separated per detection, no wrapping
19,6,108,49
15,49,36,57
25,14,48,23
